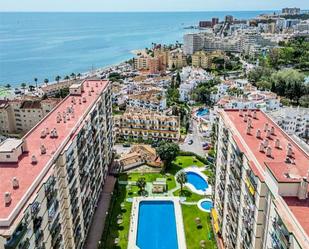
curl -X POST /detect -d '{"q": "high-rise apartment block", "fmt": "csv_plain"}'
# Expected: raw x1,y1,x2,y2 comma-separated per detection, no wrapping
0,79,113,249
213,109,309,249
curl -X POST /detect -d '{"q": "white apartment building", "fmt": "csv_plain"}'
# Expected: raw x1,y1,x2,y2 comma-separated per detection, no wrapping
270,107,309,140
0,98,59,135
213,109,309,249
183,33,204,55
0,79,113,249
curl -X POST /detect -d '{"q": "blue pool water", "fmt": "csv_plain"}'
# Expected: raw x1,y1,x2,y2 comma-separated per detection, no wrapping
201,200,213,212
186,172,208,191
137,201,178,249
196,108,209,117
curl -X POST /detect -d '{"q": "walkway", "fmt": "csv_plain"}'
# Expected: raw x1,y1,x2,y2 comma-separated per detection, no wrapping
84,176,117,249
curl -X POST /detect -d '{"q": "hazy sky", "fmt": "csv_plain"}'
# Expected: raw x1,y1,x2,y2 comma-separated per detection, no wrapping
0,0,308,12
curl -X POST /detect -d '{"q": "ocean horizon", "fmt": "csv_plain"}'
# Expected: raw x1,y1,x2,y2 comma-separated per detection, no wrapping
0,11,274,87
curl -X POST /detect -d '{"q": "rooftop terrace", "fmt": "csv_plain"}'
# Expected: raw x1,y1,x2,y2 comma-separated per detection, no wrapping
0,80,108,226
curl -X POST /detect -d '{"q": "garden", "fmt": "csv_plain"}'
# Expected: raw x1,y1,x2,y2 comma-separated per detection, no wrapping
100,155,217,249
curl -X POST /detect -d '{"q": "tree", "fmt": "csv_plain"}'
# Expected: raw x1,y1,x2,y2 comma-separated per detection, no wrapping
28,85,35,92
64,75,70,80
21,83,27,90
136,178,146,195
55,75,61,83
176,171,187,193
44,78,49,84
34,78,38,88
176,71,181,87
70,73,76,80
77,73,81,78
299,95,309,108
156,141,180,171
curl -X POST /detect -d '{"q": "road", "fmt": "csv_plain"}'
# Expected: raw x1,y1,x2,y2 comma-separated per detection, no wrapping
180,119,208,157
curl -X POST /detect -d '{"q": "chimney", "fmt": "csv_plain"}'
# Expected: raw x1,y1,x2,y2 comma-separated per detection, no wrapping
91,87,94,92
266,129,272,139
86,81,89,87
264,123,269,132
253,111,257,119
275,139,280,149
287,147,293,157
248,110,252,117
57,115,61,123
248,118,252,128
239,109,244,117
96,82,98,87
12,177,19,189
82,97,87,103
4,192,11,205
270,126,275,135
45,128,49,134
256,129,261,139
79,99,82,105
40,129,46,138
263,139,269,148
53,128,58,138
66,113,70,121
297,177,308,200
259,142,265,152
72,97,76,105
266,146,272,157
246,125,251,135
40,144,46,154
244,114,248,122
31,155,38,164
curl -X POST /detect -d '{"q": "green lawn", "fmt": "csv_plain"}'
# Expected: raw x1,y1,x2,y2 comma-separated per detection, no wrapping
100,185,139,249
173,187,204,202
182,205,217,249
173,156,205,168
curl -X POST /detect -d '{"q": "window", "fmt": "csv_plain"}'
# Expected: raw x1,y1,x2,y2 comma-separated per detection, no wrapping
6,155,11,158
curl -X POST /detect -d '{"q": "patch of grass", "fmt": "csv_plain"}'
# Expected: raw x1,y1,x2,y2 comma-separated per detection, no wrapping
173,156,205,168
173,187,203,202
119,172,176,191
181,205,217,249
100,185,134,249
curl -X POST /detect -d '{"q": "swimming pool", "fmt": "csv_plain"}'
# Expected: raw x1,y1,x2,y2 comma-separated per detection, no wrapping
137,201,178,249
198,199,213,212
196,108,209,117
186,172,208,191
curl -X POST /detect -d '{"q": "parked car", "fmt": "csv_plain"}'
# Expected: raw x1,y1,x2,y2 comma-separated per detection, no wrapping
188,139,193,145
123,143,131,148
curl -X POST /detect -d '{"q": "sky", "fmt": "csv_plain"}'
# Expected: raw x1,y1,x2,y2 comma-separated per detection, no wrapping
0,0,308,12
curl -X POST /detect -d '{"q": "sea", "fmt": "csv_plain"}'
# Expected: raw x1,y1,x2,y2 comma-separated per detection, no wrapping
0,11,274,87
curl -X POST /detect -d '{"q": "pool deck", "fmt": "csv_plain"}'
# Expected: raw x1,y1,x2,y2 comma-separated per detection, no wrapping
128,196,187,249
182,167,212,196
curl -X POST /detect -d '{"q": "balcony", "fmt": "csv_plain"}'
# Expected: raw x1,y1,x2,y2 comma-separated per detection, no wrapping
4,223,27,249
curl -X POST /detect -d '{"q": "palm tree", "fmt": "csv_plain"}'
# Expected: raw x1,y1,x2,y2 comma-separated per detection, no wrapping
34,78,38,88
77,73,81,79
29,85,35,92
55,75,61,83
5,84,11,89
44,78,49,85
70,73,76,80
136,178,146,195
176,171,187,193
64,75,70,80
21,83,27,91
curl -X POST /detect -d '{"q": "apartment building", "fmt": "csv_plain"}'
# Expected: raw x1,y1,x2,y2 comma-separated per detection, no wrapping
183,33,204,55
213,109,309,249
0,98,59,135
168,49,187,70
114,108,180,142
126,89,167,112
0,79,113,249
41,80,79,97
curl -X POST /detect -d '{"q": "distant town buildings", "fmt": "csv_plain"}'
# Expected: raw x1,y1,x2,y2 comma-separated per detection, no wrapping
282,7,301,15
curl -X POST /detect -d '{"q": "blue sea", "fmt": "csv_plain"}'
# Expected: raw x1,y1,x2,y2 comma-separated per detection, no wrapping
0,11,273,86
